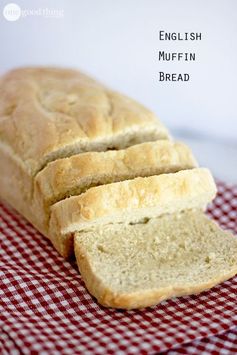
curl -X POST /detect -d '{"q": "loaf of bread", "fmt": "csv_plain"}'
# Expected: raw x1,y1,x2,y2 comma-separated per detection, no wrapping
1,67,236,310
0,67,169,235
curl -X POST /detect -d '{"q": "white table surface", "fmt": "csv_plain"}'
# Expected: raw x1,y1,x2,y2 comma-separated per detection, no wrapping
172,130,237,185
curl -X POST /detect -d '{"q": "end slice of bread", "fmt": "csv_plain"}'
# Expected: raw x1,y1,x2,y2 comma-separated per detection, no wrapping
74,211,237,309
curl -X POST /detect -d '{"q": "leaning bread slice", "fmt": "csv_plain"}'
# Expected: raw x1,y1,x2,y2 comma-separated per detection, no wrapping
34,140,197,232
49,168,216,257
74,210,237,309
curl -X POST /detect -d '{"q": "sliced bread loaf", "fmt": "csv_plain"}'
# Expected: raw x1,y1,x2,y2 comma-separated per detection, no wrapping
0,67,169,237
34,140,197,233
74,210,237,309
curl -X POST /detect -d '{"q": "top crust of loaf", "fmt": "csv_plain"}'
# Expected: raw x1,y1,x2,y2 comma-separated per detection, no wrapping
0,67,169,174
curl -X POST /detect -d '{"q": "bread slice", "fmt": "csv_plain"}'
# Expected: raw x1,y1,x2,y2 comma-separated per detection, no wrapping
34,140,197,233
49,168,216,258
74,210,237,309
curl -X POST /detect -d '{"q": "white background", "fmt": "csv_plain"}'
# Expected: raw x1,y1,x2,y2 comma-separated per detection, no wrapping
0,0,237,182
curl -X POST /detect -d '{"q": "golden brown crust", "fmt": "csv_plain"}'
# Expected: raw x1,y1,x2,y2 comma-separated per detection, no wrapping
49,168,216,257
0,67,169,175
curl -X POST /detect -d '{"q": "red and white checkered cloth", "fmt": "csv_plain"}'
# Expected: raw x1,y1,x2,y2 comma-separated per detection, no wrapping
0,181,236,354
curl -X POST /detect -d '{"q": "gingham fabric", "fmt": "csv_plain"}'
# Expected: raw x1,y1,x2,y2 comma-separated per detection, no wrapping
0,181,236,354
167,327,237,354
